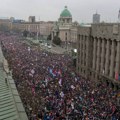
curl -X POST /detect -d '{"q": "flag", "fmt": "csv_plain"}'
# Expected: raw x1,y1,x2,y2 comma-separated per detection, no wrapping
49,68,56,77
28,47,30,52
59,78,62,86
31,69,35,74
32,87,35,96
49,68,52,74
115,72,118,80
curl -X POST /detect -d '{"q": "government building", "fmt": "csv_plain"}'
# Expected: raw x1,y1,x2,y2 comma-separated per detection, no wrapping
77,23,120,89
52,6,78,48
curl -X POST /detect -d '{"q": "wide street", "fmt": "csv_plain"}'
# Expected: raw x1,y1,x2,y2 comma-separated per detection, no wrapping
24,38,72,54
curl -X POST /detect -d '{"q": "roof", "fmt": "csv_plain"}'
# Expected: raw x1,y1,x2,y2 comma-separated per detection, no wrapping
0,46,28,120
60,6,72,18
80,23,91,27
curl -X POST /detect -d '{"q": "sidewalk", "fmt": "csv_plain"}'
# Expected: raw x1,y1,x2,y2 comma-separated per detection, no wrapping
0,45,28,120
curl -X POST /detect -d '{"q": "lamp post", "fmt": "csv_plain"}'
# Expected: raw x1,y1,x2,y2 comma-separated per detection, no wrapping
37,26,39,42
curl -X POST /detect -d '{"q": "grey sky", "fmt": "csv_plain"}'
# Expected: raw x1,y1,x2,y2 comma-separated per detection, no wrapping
0,0,120,23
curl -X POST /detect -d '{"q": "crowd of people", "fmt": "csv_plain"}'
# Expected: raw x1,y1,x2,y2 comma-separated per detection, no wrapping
0,33,120,120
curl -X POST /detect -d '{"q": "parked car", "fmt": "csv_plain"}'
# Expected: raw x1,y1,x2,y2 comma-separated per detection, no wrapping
47,45,52,49
44,43,47,46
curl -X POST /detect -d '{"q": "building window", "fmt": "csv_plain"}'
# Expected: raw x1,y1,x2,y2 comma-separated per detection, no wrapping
67,19,69,23
108,69,110,76
81,35,83,40
84,61,86,66
90,72,92,76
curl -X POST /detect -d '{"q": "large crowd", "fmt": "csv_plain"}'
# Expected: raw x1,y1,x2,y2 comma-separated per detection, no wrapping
0,33,120,120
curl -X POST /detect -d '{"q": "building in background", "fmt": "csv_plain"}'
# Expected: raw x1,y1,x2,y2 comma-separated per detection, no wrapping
52,6,79,48
93,12,100,23
0,16,54,39
11,17,54,38
118,9,120,22
77,23,120,89
0,18,12,31
29,16,36,23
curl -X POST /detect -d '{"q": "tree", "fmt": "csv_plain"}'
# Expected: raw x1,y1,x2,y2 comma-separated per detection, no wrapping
53,36,61,45
23,30,29,37
47,34,51,41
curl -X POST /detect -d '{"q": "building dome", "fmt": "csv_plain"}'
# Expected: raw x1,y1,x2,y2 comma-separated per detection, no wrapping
60,6,72,17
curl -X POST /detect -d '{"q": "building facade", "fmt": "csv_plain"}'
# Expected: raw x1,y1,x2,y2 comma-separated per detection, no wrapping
93,13,100,23
0,16,54,38
77,23,120,89
52,6,78,48
12,20,54,38
0,19,12,31
28,16,36,23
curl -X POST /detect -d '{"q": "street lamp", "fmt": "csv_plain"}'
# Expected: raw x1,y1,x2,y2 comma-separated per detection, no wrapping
37,26,39,41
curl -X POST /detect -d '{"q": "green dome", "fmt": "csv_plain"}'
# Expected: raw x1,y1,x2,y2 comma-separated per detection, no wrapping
60,6,72,17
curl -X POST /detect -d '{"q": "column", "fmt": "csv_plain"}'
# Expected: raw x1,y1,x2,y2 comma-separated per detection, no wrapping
76,35,79,73
83,36,85,67
86,36,89,67
92,38,97,69
77,35,81,73
100,39,105,74
115,41,120,79
80,35,82,66
86,36,90,78
96,38,101,72
105,39,110,75
110,40,115,78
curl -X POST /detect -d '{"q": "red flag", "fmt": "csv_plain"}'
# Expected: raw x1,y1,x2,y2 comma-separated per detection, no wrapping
115,72,118,80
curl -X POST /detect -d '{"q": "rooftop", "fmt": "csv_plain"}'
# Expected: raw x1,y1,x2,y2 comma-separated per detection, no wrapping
60,6,72,18
0,45,28,120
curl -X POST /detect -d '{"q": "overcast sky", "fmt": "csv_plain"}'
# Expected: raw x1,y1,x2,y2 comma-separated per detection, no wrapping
0,0,120,23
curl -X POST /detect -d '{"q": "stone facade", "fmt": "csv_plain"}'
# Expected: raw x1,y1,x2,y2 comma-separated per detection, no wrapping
12,21,54,37
0,18,54,37
52,6,78,48
77,23,120,89
0,19,12,30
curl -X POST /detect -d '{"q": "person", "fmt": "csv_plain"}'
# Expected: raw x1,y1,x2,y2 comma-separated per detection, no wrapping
5,78,8,86
1,33,119,120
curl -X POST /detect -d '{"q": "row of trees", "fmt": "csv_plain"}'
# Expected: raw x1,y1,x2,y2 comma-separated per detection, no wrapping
47,34,62,45
52,36,61,45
